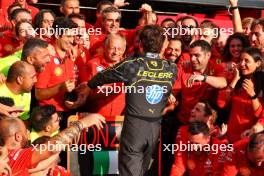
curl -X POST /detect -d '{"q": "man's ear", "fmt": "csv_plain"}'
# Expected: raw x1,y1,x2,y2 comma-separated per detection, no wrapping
45,125,51,132
256,60,262,69
14,132,22,143
26,56,34,65
17,76,24,85
206,51,211,60
60,6,64,14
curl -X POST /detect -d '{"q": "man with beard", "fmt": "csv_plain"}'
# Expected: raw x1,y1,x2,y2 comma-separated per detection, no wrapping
0,38,50,118
164,37,184,64
69,13,91,84
180,16,198,51
173,40,227,125
0,61,37,121
0,111,105,176
35,17,78,130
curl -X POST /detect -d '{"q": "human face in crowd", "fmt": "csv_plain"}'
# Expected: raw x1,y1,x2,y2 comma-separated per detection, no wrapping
102,12,121,34
71,17,86,45
21,64,37,93
247,148,264,167
48,113,61,133
165,40,182,62
188,132,210,152
41,12,55,29
215,33,228,54
181,18,197,36
17,22,36,42
250,24,264,52
17,0,26,6
161,21,175,28
200,27,215,45
62,0,80,16
56,29,74,52
243,24,251,36
15,12,32,24
97,4,112,18
239,52,261,76
229,38,243,59
105,37,126,63
190,46,211,72
190,102,208,123
29,47,50,73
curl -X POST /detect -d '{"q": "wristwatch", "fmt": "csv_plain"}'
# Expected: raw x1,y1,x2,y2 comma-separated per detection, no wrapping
202,74,208,82
250,94,258,100
230,6,238,11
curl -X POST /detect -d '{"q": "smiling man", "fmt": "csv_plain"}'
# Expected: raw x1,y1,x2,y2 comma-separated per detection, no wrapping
173,40,227,124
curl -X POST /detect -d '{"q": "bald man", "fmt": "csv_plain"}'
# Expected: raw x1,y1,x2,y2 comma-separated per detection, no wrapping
0,61,37,121
0,113,105,175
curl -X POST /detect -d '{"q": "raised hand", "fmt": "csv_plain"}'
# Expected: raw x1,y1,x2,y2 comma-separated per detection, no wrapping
114,0,130,8
242,79,255,97
79,113,106,129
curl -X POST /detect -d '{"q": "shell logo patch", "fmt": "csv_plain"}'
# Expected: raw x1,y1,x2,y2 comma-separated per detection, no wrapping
54,58,60,65
54,67,63,76
96,66,104,72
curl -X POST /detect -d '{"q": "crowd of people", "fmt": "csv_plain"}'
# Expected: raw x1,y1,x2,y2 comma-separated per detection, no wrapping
0,0,264,175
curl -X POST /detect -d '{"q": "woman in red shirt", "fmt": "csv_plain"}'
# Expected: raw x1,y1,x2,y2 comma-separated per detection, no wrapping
218,47,264,143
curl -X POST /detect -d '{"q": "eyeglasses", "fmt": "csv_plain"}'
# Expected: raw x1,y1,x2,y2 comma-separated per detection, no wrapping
182,25,195,29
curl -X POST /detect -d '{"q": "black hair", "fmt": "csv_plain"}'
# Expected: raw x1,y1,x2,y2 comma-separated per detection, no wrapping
31,105,57,132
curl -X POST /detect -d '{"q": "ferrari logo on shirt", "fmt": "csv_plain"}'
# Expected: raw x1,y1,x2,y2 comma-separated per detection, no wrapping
80,51,85,58
150,61,158,67
54,67,62,76
96,66,104,72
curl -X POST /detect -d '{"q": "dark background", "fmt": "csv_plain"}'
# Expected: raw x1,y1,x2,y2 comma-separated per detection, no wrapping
36,0,264,29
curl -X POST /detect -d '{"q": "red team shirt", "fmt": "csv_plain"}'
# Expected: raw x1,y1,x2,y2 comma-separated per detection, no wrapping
0,31,20,58
35,51,76,111
221,138,264,176
170,137,227,176
82,55,125,118
173,60,226,124
8,148,35,176
218,86,264,143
